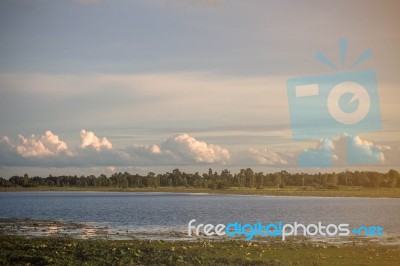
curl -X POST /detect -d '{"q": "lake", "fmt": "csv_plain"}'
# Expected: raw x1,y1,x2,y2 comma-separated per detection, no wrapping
0,192,399,240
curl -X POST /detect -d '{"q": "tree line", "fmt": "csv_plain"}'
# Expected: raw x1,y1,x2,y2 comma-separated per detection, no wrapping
0,168,399,189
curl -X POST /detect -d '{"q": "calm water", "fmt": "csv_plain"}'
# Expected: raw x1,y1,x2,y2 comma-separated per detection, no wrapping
0,192,399,235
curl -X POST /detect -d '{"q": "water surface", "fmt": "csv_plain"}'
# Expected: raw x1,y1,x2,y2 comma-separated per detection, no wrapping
0,192,399,240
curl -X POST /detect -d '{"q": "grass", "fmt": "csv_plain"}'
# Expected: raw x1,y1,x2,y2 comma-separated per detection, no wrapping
0,234,399,265
1,186,400,198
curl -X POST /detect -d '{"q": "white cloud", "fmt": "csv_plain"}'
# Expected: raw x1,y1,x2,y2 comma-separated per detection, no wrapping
302,134,388,167
299,138,336,168
0,130,120,167
342,135,385,165
0,131,398,170
80,129,112,151
12,131,70,158
126,133,230,165
161,133,230,164
16,135,52,158
41,131,69,154
0,131,230,167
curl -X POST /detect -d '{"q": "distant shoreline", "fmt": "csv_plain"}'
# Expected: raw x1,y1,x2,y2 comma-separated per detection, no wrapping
1,186,400,198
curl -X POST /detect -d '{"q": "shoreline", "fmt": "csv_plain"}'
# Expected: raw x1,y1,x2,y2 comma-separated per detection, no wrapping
2,218,399,265
1,234,399,265
1,186,400,198
1,217,399,246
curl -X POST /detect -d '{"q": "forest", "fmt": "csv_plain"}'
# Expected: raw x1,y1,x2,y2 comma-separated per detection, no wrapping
1,168,399,189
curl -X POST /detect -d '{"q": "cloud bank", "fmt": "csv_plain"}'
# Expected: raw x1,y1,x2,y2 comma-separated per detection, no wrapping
0,130,231,168
0,130,397,169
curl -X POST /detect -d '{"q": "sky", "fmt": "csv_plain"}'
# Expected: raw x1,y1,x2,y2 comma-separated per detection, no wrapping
0,0,399,177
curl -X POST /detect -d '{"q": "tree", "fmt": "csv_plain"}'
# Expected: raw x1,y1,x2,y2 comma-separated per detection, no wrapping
387,169,399,188
255,172,264,189
120,177,128,188
208,168,213,178
244,168,255,188
368,172,381,188
359,172,370,187
328,173,338,186
237,169,245,188
273,173,282,187
0,177,12,187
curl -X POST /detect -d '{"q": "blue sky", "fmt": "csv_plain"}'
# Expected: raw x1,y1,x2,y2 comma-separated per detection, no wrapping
0,0,399,176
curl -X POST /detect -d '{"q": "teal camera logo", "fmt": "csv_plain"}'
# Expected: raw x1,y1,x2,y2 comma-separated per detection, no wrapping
286,40,382,167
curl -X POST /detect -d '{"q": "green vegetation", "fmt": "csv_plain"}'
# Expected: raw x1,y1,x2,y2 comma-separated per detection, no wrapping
0,234,399,266
1,168,400,197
